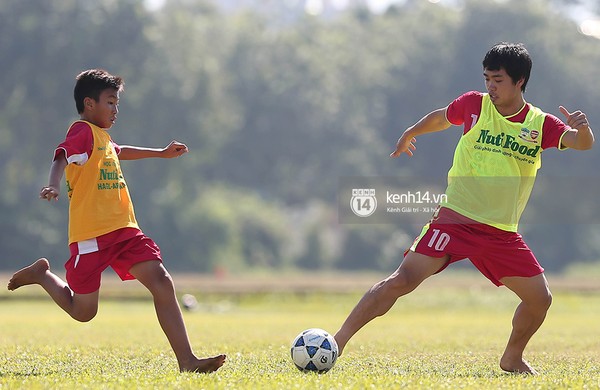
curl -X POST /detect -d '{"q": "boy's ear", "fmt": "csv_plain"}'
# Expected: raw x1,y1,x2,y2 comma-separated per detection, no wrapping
83,97,94,110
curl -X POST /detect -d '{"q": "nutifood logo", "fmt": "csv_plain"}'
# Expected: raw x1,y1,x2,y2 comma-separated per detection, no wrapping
476,129,540,157
350,189,377,217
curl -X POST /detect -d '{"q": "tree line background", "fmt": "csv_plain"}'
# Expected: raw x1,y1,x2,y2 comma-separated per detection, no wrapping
1,0,599,275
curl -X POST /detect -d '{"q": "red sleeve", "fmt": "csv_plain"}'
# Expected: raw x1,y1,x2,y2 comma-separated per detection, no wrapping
446,91,484,134
54,122,93,165
541,113,569,150
111,140,121,155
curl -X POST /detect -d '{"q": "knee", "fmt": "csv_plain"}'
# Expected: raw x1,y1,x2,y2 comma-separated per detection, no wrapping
378,270,418,297
72,306,98,322
530,289,552,314
158,268,174,287
130,262,177,297
542,290,553,310
149,268,175,295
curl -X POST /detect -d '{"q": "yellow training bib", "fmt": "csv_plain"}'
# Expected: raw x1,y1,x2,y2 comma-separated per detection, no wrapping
65,121,138,243
441,94,546,231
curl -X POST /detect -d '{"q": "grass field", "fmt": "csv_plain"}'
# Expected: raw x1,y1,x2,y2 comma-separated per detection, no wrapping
1,271,599,389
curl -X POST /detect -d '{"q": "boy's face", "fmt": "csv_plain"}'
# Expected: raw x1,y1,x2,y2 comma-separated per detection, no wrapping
484,67,524,108
83,88,119,129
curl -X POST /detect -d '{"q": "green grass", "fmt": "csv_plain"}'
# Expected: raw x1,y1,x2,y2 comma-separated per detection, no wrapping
1,275,600,389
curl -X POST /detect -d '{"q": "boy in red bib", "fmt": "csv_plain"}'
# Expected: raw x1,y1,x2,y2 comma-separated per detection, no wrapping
7,69,225,373
334,43,594,374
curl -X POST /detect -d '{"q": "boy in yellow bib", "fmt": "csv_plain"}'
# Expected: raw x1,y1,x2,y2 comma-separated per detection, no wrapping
334,43,594,374
7,69,225,373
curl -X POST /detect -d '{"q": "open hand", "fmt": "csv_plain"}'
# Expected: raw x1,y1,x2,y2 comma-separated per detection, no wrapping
390,133,417,158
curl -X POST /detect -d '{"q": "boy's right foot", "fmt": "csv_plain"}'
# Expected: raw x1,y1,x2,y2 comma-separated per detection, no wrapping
500,354,538,375
180,354,226,373
7,258,50,291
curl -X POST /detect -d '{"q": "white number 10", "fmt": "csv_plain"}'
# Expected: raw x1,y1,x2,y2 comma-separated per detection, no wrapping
427,229,450,251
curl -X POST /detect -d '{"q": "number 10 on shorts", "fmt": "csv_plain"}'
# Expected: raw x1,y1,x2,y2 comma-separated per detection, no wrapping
427,229,450,251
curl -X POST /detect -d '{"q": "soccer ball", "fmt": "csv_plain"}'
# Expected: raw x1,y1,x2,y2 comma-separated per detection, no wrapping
180,294,198,311
290,328,338,373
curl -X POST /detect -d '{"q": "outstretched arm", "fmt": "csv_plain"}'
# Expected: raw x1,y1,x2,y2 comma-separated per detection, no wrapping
559,106,594,150
390,107,452,158
118,140,189,160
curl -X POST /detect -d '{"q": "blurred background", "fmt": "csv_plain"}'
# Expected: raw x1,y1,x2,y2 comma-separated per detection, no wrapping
1,0,599,277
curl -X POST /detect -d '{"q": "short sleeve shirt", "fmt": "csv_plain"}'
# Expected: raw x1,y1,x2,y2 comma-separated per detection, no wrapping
445,91,569,150
54,121,121,163
54,121,138,248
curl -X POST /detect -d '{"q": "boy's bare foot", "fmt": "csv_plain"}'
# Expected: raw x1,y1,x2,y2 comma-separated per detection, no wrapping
500,356,538,375
180,354,226,373
7,258,50,291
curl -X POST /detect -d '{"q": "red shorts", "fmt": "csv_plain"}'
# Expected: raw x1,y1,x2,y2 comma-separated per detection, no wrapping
65,232,162,294
408,207,544,286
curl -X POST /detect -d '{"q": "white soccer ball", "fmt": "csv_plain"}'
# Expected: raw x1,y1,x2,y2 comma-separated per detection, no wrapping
181,294,198,311
290,328,338,373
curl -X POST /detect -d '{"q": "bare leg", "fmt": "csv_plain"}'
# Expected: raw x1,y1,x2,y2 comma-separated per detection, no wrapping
334,252,447,355
499,273,552,375
128,261,226,373
7,258,99,322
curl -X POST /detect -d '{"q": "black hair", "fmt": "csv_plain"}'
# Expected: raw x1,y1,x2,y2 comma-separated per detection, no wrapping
74,69,124,114
482,42,532,92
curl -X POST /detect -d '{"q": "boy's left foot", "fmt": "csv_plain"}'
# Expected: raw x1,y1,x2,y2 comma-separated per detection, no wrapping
180,354,226,373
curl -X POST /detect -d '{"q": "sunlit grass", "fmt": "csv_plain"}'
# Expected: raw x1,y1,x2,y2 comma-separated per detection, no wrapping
1,275,599,389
